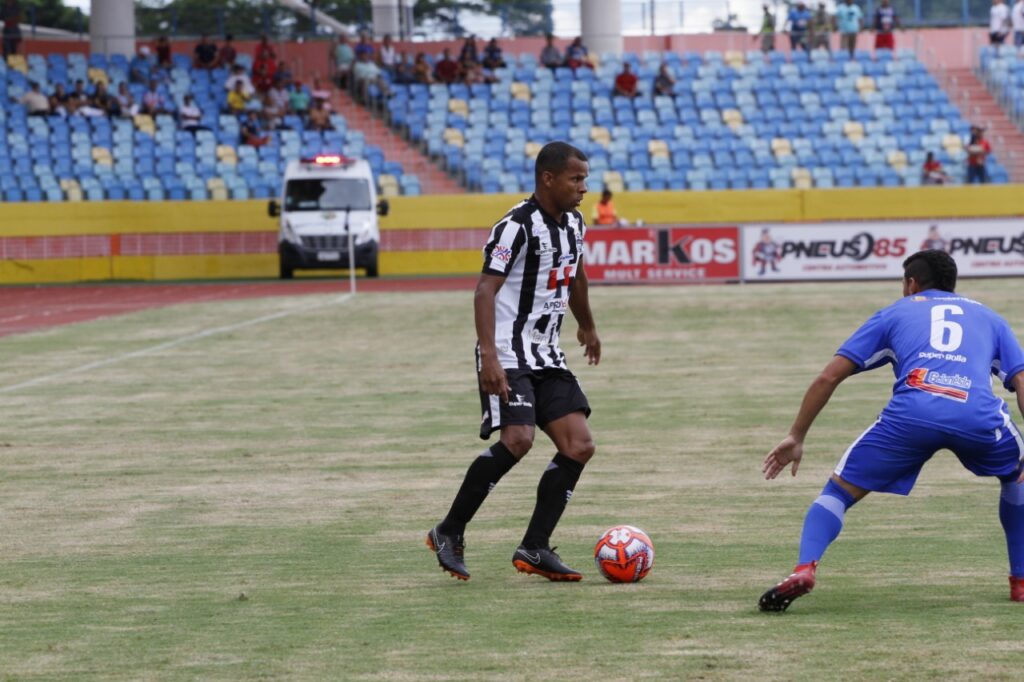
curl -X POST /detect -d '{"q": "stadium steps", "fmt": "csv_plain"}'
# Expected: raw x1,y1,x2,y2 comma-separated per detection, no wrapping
942,67,1024,183
332,90,465,195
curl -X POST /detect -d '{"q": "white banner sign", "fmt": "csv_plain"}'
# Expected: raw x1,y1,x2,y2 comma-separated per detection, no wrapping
742,218,1024,281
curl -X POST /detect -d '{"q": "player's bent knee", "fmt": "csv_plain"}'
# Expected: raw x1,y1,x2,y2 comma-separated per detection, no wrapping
565,438,595,464
501,428,535,459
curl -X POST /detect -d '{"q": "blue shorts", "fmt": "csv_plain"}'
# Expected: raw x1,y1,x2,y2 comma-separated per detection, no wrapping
834,417,1024,495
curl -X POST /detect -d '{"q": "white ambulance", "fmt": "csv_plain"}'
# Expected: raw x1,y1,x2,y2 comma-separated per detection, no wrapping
268,155,389,279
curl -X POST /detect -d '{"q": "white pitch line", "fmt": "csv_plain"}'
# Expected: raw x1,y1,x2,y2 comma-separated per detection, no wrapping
0,293,353,394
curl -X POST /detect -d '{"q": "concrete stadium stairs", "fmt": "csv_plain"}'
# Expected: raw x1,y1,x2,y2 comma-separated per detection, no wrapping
331,91,465,195
939,67,1024,183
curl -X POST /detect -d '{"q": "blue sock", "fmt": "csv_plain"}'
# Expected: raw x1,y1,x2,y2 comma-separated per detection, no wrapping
797,479,858,565
999,480,1024,577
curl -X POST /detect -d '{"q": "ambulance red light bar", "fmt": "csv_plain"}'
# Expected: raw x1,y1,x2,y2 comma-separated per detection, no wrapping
302,154,354,166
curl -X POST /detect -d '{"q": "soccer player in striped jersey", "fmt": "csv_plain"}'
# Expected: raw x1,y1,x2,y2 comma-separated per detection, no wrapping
760,250,1024,611
427,141,601,582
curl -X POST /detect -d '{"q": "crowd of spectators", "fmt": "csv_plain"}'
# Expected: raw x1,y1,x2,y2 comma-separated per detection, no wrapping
754,0,898,57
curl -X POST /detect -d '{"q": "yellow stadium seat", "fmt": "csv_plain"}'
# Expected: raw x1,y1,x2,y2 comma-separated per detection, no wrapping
59,178,80,192
648,139,669,157
91,147,112,163
942,134,963,151
447,98,468,116
791,167,812,189
378,174,400,197
6,54,27,73
215,145,237,162
602,171,624,193
65,187,84,202
510,82,531,101
590,126,611,148
132,114,155,132
724,50,745,67
887,150,908,170
87,67,109,86
206,177,226,191
525,141,543,158
843,121,864,142
771,138,792,156
722,109,743,129
855,76,876,93
442,127,464,147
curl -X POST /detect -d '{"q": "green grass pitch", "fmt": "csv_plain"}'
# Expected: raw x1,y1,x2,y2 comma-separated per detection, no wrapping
1,279,1023,680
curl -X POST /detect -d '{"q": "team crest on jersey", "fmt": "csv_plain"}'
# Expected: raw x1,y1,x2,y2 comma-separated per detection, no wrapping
492,245,513,263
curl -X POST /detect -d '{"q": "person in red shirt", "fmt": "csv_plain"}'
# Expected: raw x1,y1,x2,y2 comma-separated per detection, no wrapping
613,63,639,98
252,34,278,93
966,125,991,184
921,152,950,185
434,48,461,84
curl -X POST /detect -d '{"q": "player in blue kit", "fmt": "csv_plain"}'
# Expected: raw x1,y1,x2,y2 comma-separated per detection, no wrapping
760,250,1024,611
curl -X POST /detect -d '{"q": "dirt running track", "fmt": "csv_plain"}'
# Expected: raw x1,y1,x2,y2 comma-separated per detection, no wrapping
0,277,476,338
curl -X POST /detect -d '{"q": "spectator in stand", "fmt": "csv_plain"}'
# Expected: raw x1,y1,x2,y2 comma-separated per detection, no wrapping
19,81,50,116
921,151,951,185
116,82,135,117
332,33,355,89
252,34,278,93
353,50,388,102
459,35,480,70
592,190,620,226
310,77,331,106
540,33,562,70
653,63,676,97
377,34,397,73
754,4,776,52
68,79,90,114
93,82,120,117
564,36,593,70
990,0,1011,45
1014,0,1024,47
482,38,506,70
218,34,237,68
835,0,863,57
392,51,415,84
273,60,293,88
966,125,991,184
810,2,833,52
193,34,218,69
307,99,334,131
786,1,812,51
141,79,167,116
613,62,639,98
873,0,899,50
288,81,310,116
240,111,269,147
267,80,289,116
354,31,374,61
413,52,434,84
129,45,152,84
434,48,461,84
464,61,497,85
225,64,255,98
227,79,251,114
2,0,21,58
178,93,208,133
261,91,285,130
49,82,70,116
155,35,172,69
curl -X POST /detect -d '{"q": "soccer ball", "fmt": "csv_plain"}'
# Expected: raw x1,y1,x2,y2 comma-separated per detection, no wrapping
594,525,655,583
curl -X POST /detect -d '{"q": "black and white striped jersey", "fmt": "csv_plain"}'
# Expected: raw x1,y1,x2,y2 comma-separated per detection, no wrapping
481,195,587,371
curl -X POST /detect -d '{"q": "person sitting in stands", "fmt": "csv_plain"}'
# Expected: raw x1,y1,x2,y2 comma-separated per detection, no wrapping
654,63,676,97
49,82,71,116
613,63,639,98
564,36,593,70
413,52,434,84
540,33,561,70
217,34,237,68
434,48,461,84
115,81,136,117
482,38,506,69
179,93,208,132
193,34,218,69
227,79,251,114
458,35,480,70
307,99,334,131
19,81,50,116
921,151,951,185
288,81,310,115
240,110,269,147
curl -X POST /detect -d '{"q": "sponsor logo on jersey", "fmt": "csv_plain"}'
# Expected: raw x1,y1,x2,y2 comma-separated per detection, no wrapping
917,351,967,363
906,367,970,402
492,245,513,263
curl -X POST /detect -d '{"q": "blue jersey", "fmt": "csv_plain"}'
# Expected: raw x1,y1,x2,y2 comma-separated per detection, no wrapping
837,289,1024,440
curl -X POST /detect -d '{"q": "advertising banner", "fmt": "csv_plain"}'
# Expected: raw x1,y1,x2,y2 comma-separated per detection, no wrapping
742,218,1024,281
584,226,741,283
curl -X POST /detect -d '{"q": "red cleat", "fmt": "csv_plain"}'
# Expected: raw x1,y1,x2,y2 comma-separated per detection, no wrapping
1010,576,1024,602
759,561,818,612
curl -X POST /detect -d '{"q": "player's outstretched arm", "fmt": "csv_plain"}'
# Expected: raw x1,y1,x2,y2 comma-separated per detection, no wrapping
763,355,856,479
475,273,510,401
568,262,600,366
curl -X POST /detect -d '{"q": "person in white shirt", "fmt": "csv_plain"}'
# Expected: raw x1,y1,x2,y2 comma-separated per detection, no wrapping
178,93,207,132
377,34,397,73
224,64,255,97
990,0,1011,44
19,81,50,115
1012,0,1024,46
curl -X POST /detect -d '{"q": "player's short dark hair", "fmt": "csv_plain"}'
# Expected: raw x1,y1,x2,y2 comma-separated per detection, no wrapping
903,250,957,292
535,141,588,182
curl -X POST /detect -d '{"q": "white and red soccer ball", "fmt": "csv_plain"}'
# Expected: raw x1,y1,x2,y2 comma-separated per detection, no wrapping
594,525,655,583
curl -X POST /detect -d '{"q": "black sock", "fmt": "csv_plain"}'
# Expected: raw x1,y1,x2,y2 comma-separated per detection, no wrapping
521,453,584,550
438,442,518,536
